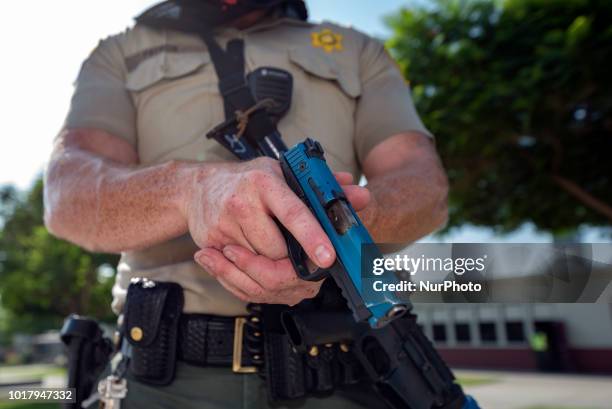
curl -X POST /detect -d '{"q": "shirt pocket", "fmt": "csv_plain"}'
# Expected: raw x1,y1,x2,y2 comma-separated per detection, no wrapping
287,46,360,172
126,49,211,92
124,49,223,164
288,46,361,99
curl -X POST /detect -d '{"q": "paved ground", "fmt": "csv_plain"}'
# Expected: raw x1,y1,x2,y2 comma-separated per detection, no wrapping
457,369,612,409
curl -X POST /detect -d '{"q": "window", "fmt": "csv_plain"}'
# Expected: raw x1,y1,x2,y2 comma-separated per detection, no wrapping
506,321,526,342
432,324,447,342
479,322,497,343
455,323,471,343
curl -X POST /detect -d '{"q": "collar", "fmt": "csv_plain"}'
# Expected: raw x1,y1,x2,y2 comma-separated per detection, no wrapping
214,14,312,37
244,16,312,33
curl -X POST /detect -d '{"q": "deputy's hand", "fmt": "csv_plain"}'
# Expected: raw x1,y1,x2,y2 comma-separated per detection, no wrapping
196,245,321,305
185,157,368,260
187,157,323,261
195,167,370,305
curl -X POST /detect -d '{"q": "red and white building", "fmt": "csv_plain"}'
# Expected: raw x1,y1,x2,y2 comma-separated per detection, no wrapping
415,303,612,373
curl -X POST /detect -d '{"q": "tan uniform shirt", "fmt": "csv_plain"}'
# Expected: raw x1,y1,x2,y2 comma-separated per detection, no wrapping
63,17,430,316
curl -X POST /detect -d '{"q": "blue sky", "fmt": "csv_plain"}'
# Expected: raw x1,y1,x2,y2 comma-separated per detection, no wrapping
309,0,415,37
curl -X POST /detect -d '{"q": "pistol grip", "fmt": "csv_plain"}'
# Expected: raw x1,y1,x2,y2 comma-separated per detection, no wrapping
278,153,330,282
279,222,330,282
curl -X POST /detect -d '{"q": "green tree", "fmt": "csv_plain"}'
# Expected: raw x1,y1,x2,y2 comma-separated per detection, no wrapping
0,178,118,338
387,0,612,233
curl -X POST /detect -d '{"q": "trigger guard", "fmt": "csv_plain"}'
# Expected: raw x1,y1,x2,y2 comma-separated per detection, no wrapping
280,223,330,282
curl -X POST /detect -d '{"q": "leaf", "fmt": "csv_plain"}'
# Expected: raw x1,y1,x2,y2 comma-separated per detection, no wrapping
386,0,612,232
566,15,591,48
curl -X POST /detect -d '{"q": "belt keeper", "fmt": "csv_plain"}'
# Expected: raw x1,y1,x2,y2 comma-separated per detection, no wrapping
233,317,258,373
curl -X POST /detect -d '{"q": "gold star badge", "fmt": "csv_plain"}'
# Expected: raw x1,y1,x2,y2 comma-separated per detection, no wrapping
311,28,343,53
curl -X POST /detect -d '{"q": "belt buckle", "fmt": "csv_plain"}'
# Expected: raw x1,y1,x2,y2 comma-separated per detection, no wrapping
233,317,258,373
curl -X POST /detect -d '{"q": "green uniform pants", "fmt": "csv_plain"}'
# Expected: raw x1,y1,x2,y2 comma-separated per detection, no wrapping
111,362,387,409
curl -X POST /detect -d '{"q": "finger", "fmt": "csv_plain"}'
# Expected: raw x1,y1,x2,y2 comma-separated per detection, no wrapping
223,246,323,305
198,248,317,305
223,245,304,290
216,277,252,302
341,185,371,211
239,217,288,260
203,246,322,305
222,223,258,254
334,171,354,185
262,182,335,268
194,248,265,299
287,282,323,304
222,245,324,304
276,284,323,306
223,245,324,298
223,187,282,257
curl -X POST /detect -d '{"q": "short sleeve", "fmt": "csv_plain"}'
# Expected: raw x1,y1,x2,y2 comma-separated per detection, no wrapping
354,37,431,164
63,36,136,146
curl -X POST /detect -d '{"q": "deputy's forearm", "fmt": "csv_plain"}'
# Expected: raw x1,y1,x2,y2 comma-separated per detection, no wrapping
44,147,207,253
359,161,448,243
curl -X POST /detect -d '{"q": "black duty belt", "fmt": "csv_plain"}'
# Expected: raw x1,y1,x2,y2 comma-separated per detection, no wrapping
178,314,257,372
122,313,257,373
122,279,369,399
122,279,261,385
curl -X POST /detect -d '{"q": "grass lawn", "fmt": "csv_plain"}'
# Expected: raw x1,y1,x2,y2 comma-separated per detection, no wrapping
0,403,60,409
455,375,499,387
521,406,600,409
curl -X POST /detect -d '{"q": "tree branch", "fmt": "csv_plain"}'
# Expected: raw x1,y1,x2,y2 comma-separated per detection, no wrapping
551,174,612,221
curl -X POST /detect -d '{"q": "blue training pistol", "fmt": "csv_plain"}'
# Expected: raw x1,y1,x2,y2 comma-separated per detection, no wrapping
280,139,480,409
279,138,408,328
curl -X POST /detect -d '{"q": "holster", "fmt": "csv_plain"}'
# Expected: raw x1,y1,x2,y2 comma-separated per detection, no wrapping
262,302,366,402
281,309,366,388
60,315,113,409
123,279,184,385
278,306,467,409
351,313,465,409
